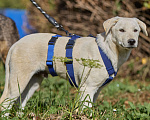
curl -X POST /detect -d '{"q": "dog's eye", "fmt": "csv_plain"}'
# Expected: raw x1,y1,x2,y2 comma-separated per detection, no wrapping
134,29,138,32
119,29,125,32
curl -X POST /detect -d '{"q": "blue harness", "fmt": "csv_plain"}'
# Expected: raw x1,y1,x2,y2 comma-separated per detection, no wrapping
46,35,117,87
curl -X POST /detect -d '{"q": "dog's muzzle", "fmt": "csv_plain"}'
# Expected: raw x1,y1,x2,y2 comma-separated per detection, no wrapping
119,39,137,49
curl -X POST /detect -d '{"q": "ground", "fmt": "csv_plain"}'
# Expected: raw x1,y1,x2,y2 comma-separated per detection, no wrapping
0,61,150,119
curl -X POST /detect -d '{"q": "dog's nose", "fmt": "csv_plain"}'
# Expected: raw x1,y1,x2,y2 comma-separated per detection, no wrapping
128,39,136,45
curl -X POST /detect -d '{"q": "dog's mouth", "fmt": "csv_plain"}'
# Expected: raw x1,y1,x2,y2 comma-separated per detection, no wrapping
118,41,127,48
118,41,136,49
126,46,136,49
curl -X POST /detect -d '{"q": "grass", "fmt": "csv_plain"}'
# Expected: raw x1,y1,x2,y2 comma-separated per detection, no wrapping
0,0,28,9
0,60,150,119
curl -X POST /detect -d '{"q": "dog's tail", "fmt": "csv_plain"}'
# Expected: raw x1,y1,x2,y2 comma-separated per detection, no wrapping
0,44,15,104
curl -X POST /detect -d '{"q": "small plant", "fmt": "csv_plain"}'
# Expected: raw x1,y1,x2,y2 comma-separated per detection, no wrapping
75,58,103,69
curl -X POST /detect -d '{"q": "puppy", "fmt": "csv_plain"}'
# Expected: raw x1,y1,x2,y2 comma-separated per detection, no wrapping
0,14,19,65
0,17,148,115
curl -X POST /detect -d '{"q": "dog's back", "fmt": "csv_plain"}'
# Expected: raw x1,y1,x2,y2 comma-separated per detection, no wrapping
0,14,19,64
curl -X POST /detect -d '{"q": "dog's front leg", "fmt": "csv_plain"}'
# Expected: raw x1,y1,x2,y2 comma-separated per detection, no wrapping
79,85,99,109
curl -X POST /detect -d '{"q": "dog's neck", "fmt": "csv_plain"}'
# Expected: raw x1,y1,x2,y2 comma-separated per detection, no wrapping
96,33,132,71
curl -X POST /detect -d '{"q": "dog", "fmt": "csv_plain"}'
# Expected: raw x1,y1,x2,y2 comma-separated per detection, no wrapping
0,17,148,115
0,14,19,65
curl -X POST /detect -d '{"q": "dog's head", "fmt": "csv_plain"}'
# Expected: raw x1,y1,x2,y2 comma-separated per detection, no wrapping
103,17,148,49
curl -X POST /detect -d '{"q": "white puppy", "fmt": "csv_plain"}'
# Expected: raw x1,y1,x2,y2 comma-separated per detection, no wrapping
0,17,148,114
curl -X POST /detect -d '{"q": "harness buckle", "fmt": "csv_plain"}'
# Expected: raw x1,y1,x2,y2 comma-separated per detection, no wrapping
66,45,74,49
46,60,53,66
67,40,75,45
48,37,58,45
66,40,75,49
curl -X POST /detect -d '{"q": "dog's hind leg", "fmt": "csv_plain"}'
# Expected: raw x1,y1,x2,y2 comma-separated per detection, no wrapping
0,70,35,111
15,73,44,110
0,51,44,116
0,70,44,116
0,45,13,113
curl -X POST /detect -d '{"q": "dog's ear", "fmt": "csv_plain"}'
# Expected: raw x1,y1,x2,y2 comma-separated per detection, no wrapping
135,18,148,36
103,17,120,35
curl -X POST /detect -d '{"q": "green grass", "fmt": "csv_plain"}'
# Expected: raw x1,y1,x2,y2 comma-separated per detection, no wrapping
0,0,27,9
0,60,150,119
0,61,5,96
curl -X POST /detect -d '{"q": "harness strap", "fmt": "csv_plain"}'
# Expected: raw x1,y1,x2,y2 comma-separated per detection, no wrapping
98,46,117,87
46,35,62,76
65,35,80,87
